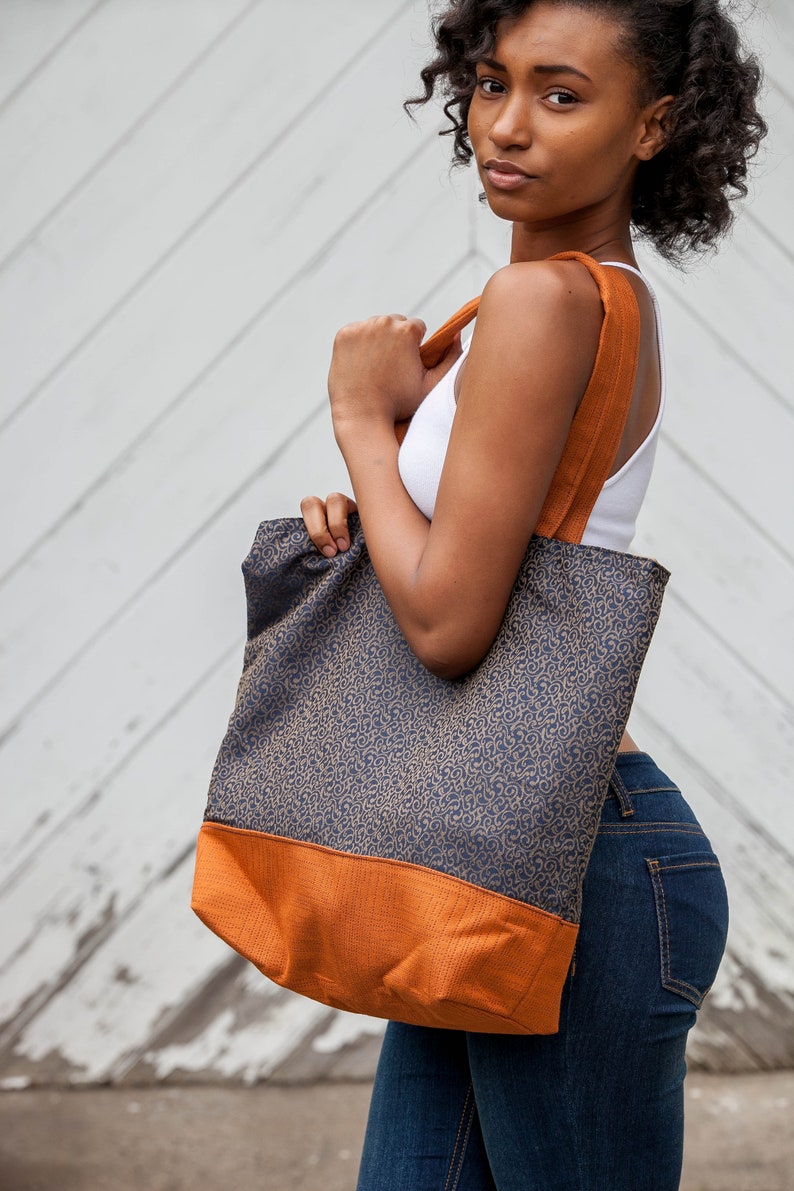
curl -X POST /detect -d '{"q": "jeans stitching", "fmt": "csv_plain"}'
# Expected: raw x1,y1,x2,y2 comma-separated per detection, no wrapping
663,977,708,1002
562,961,586,1191
618,784,679,794
598,825,706,835
609,768,635,817
657,861,721,872
646,858,705,1007
443,1082,475,1191
648,858,672,984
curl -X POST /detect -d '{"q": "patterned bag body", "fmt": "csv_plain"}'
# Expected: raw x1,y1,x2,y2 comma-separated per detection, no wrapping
192,253,670,1034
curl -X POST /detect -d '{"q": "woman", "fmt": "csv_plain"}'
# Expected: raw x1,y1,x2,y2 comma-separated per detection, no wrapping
301,1,765,1186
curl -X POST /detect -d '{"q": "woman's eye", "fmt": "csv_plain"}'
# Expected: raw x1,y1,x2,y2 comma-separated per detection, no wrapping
477,77,505,95
546,89,578,106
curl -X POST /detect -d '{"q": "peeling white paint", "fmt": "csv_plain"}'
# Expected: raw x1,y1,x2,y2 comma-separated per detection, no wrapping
10,858,232,1080
143,996,330,1085
707,955,761,1013
716,920,794,999
311,1012,386,1056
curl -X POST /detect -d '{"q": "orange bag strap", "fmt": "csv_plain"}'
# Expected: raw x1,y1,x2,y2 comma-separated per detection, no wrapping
418,296,481,368
535,252,641,543
395,297,481,444
399,253,641,544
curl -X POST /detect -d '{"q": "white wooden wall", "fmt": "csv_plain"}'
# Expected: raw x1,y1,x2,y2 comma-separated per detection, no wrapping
0,0,791,1087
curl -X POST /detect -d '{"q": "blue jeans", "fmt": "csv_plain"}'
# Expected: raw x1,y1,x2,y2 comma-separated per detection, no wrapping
356,753,729,1191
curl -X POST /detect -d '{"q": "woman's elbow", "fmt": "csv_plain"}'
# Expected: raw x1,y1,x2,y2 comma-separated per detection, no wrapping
410,625,490,681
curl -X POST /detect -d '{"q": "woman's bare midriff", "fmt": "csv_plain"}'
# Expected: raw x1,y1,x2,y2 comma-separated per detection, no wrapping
619,730,641,752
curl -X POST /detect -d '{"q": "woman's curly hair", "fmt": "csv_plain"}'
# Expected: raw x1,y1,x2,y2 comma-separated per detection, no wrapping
407,0,767,262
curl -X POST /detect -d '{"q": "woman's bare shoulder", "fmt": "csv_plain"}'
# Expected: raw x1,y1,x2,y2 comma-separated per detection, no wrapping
478,258,603,340
465,258,604,402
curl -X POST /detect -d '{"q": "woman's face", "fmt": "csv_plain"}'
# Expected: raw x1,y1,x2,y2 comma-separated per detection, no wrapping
467,2,662,238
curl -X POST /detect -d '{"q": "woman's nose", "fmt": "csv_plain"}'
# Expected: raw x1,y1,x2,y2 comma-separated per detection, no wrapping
489,95,532,150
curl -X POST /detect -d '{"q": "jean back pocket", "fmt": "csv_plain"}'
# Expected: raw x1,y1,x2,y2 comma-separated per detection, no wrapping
645,851,729,1008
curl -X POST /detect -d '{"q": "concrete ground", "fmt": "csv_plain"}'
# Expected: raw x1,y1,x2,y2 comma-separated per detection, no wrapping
0,1072,792,1191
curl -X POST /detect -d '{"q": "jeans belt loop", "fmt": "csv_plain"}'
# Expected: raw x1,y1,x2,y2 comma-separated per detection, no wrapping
609,768,636,818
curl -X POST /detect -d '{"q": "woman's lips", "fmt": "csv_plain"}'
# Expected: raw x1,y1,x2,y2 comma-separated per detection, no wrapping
483,159,536,190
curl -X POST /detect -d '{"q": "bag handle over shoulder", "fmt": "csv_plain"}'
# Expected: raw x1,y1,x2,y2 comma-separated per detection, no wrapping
537,252,641,543
418,295,482,368
401,251,642,546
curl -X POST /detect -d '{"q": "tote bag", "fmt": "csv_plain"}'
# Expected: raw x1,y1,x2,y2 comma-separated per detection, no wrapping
192,253,670,1035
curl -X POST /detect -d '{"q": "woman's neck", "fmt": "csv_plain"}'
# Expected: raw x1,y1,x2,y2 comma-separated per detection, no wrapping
508,214,638,268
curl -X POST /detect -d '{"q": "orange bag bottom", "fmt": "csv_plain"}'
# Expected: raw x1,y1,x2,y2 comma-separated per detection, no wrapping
191,822,578,1035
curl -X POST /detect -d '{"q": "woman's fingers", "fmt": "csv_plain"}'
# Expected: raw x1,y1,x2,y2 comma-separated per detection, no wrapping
300,495,337,556
325,492,357,552
300,493,357,556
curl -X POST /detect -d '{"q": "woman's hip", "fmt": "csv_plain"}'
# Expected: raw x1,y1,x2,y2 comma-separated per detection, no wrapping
579,750,730,1016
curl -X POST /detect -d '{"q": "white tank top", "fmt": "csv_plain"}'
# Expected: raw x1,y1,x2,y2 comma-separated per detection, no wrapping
398,262,666,553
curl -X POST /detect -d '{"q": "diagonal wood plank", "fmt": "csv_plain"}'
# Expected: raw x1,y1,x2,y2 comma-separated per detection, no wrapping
0,5,430,578
744,84,794,256
0,644,241,1052
0,0,101,111
635,444,793,703
648,275,793,557
0,0,411,423
0,0,256,272
633,592,794,842
746,0,794,101
648,220,794,415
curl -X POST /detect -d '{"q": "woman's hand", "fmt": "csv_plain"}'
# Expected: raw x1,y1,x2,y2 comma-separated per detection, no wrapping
300,492,357,557
328,315,462,432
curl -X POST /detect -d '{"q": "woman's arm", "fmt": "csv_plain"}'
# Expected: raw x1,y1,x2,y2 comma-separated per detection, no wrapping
317,258,604,679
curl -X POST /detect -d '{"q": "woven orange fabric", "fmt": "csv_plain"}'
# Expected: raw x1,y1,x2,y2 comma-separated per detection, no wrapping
535,253,640,542
192,822,578,1034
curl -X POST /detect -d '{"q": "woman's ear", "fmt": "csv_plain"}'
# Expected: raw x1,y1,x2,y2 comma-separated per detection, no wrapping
636,95,676,161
